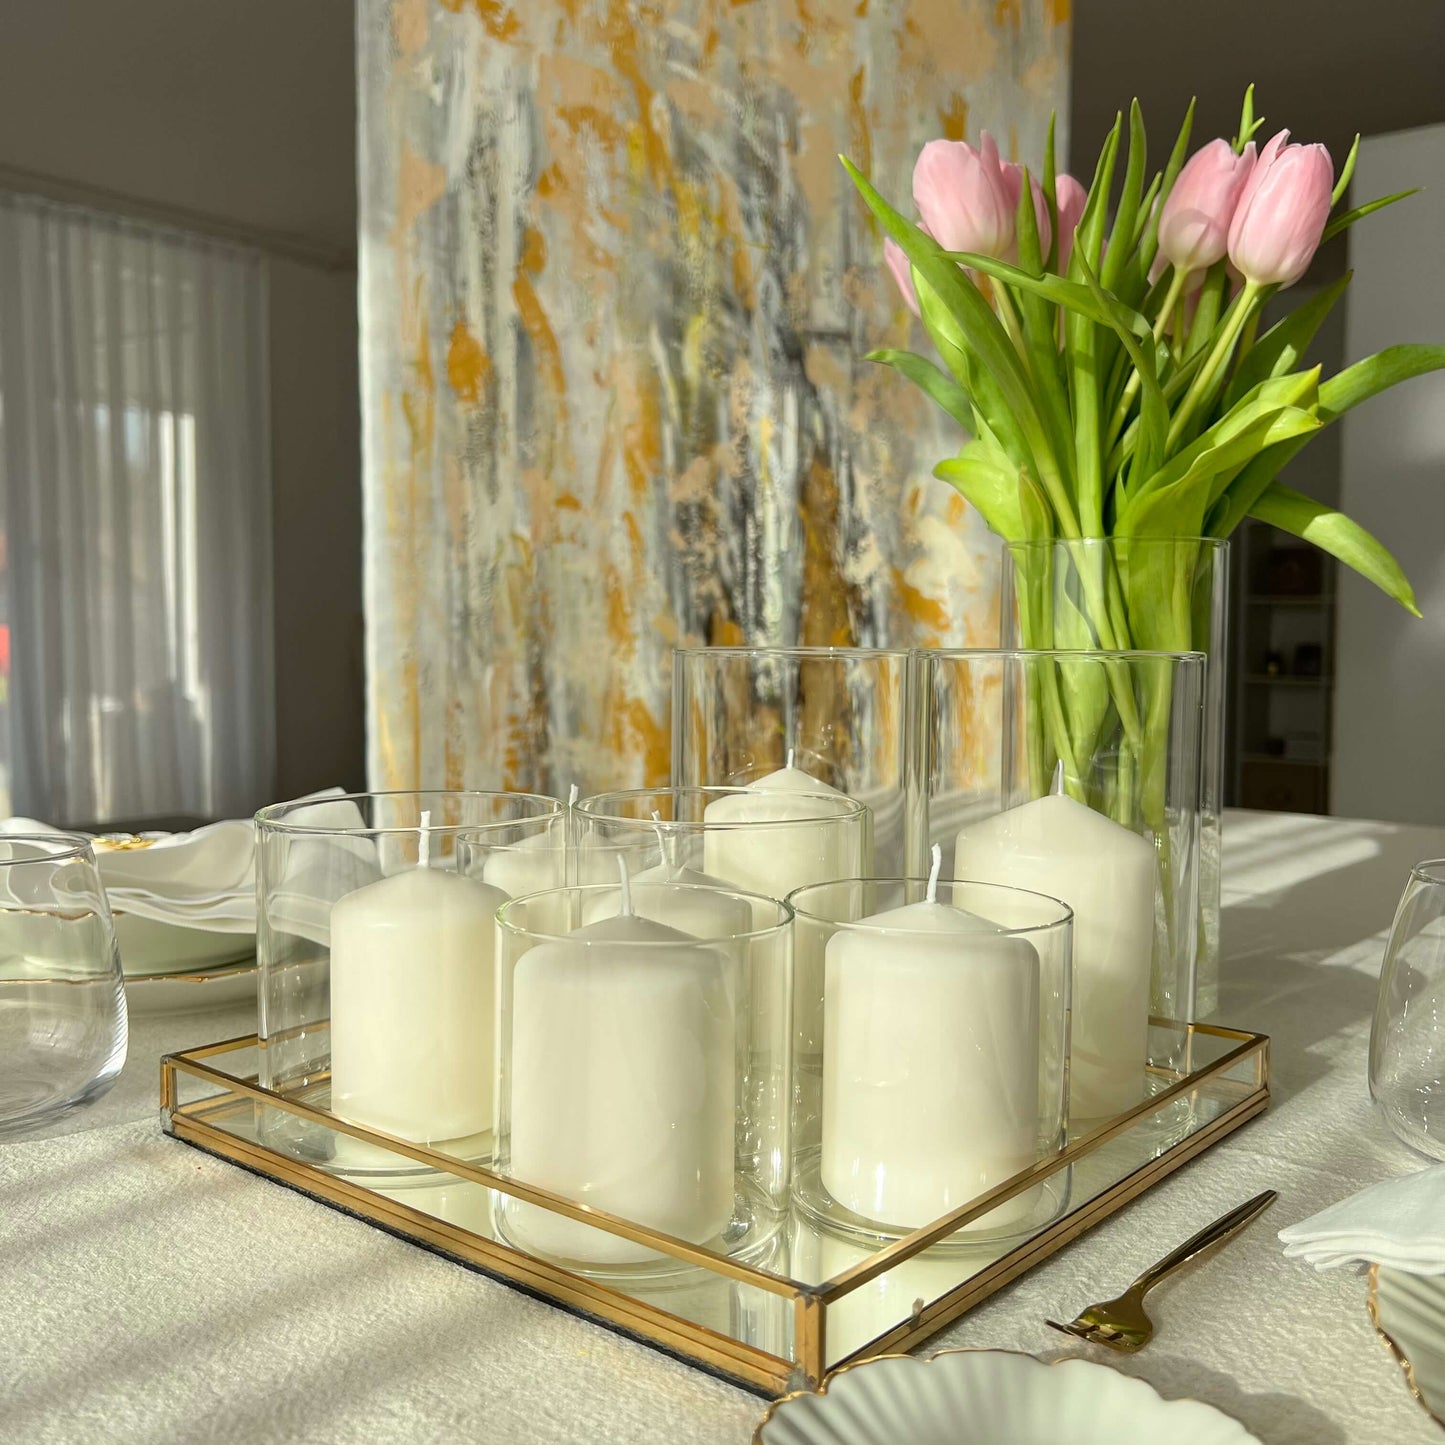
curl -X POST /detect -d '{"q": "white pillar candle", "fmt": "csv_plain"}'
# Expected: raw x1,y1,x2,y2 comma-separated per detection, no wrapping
703,759,867,1084
329,823,504,1145
701,757,860,913
954,791,1156,1121
506,881,735,1266
822,856,1040,1230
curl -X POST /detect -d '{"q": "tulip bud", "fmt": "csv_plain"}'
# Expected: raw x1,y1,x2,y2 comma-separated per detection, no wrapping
999,159,1052,261
912,131,1015,259
883,237,921,317
1227,130,1334,287
1157,139,1256,274
1054,174,1087,271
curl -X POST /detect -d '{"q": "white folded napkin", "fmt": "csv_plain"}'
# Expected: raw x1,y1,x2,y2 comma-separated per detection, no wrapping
1279,1164,1445,1273
0,788,351,936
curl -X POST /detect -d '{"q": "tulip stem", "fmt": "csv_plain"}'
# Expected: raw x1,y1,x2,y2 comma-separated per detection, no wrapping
1104,266,1187,456
1166,280,1263,450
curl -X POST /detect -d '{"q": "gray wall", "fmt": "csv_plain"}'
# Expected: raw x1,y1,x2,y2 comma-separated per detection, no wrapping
0,0,364,809
1334,125,1445,826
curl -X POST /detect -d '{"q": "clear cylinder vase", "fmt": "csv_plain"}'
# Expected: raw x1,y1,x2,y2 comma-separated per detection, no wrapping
1002,538,1229,1016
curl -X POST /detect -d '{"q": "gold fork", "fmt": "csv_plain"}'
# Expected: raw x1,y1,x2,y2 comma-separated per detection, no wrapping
1047,1189,1277,1352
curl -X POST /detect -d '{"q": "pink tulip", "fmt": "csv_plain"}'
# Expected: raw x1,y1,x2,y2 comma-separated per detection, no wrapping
999,159,1052,260
913,131,1015,259
1227,130,1334,287
883,237,921,317
1157,139,1256,274
1054,174,1087,270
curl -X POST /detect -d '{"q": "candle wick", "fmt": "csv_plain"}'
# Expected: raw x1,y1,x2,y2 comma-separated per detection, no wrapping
650,808,674,873
617,854,633,917
1050,759,1066,796
927,842,942,905
786,747,795,770
567,783,579,808
418,809,431,869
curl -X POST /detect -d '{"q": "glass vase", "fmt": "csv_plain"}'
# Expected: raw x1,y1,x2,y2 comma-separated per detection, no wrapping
907,649,1204,1130
1002,539,1229,1015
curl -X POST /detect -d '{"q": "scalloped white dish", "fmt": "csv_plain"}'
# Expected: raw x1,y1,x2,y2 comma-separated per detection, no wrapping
1372,1265,1445,1426
755,1349,1260,1445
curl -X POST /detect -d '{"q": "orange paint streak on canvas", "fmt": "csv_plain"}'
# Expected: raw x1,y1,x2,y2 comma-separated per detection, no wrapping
894,567,951,633
445,320,491,404
939,95,970,141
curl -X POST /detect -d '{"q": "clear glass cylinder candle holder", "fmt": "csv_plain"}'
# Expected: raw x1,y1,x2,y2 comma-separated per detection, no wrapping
908,649,1204,1130
494,882,793,1274
787,877,1071,1243
1002,540,1229,1015
575,785,869,1152
255,790,560,1171
0,834,127,1136
671,646,908,872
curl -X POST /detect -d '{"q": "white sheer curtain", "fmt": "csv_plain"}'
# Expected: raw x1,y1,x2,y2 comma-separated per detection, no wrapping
0,193,274,824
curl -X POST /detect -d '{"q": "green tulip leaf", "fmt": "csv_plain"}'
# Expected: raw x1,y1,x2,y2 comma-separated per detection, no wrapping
947,253,1150,336
1322,189,1419,243
1332,134,1361,206
1251,482,1420,616
864,349,974,432
1209,343,1445,537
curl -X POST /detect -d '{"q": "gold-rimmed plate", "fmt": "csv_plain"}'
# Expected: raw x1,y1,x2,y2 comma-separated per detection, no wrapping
1370,1263,1445,1428
124,958,257,1015
753,1347,1260,1444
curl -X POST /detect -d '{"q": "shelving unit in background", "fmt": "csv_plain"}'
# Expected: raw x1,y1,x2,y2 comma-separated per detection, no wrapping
1228,519,1338,813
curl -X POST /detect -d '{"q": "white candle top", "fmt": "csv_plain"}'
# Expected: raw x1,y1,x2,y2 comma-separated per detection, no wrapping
961,790,1154,861
851,897,1007,936
747,762,843,795
566,909,699,946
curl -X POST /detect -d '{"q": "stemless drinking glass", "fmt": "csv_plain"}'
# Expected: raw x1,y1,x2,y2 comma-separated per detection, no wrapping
0,834,127,1135
1370,861,1445,1160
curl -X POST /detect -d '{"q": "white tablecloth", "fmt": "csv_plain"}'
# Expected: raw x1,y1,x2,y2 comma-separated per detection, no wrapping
3,810,1441,1444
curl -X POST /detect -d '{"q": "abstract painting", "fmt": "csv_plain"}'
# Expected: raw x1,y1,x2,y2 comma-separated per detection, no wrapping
358,0,1069,794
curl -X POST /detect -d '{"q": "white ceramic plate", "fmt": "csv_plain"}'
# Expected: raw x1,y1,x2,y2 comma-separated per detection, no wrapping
113,912,255,977
123,959,257,1015
1371,1264,1445,1427
754,1349,1260,1445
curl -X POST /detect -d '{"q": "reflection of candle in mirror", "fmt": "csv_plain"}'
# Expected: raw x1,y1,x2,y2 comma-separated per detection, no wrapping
955,791,1155,1121
822,853,1040,1229
330,813,504,1145
507,864,735,1265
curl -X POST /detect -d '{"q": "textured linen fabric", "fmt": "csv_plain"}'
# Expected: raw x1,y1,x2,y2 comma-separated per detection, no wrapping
2,811,1442,1443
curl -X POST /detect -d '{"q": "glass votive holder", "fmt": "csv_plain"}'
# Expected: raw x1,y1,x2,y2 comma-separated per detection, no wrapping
787,877,1071,1244
494,881,793,1275
908,648,1204,1129
671,646,907,872
1370,860,1445,1161
0,834,127,1136
255,789,559,1171
575,786,869,1133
